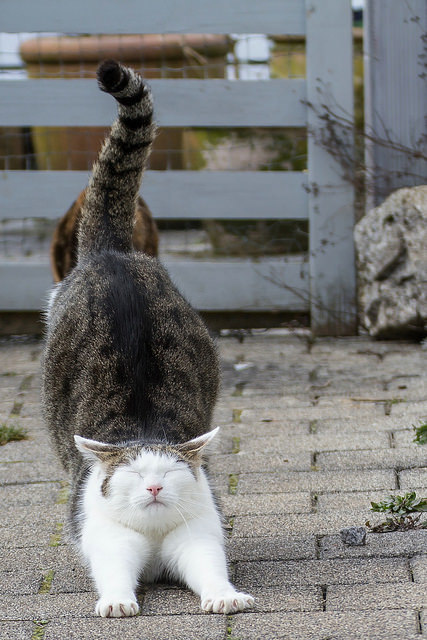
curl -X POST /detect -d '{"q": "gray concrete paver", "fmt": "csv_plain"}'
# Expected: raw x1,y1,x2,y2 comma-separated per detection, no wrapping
411,555,427,582
400,467,427,489
220,491,312,516
320,530,427,559
228,535,316,562
234,557,411,588
0,622,34,640
43,616,227,640
230,610,419,640
326,582,427,610
236,469,396,493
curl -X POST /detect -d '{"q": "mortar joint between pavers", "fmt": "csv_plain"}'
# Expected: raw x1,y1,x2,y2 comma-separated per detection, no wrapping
315,535,323,560
56,481,70,505
31,620,50,640
226,613,241,640
416,610,423,635
19,373,34,391
232,382,246,397
232,409,242,424
226,516,235,538
310,492,319,514
231,436,241,455
10,397,24,417
49,522,64,547
38,569,55,594
310,452,319,472
394,468,401,490
228,473,239,496
320,584,327,611
387,431,396,448
309,419,318,434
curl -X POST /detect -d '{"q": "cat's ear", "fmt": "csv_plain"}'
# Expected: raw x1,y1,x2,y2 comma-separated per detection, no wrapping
74,435,122,465
176,426,219,465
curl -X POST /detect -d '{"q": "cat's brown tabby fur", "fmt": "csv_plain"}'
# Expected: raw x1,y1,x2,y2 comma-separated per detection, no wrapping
50,189,158,282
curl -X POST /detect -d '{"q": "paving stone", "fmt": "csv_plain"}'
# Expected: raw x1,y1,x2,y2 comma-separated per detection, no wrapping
0,504,67,529
1,546,67,572
140,586,202,615
235,557,410,588
220,492,312,516
399,467,427,489
0,481,62,507
314,415,420,433
50,565,94,595
314,397,389,418
326,583,427,610
232,512,380,538
320,531,427,559
317,489,405,513
245,585,322,613
0,458,65,484
317,448,427,471
411,555,427,582
211,451,311,473
44,615,226,640
0,438,57,464
390,400,427,420
386,377,427,401
241,431,390,453
0,569,43,595
0,506,66,548
0,593,95,620
393,429,421,447
230,610,419,640
228,535,316,562
0,622,34,640
237,469,396,494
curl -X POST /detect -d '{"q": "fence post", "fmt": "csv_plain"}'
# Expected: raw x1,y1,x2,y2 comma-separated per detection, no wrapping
364,0,427,210
306,0,356,335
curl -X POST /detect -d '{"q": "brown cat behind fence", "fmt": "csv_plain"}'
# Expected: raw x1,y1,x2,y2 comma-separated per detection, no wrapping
50,188,159,282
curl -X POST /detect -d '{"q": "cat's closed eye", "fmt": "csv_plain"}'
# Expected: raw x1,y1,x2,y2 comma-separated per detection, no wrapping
163,467,185,477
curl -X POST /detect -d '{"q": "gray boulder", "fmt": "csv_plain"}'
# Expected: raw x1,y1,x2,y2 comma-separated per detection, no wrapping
354,186,427,338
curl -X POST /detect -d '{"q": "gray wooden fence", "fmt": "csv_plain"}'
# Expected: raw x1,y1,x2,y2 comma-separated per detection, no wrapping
0,0,355,335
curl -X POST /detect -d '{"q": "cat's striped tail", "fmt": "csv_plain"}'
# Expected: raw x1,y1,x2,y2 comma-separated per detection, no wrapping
78,60,156,258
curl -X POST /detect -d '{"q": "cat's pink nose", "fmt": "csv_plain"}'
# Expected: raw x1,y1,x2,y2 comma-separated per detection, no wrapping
147,485,163,497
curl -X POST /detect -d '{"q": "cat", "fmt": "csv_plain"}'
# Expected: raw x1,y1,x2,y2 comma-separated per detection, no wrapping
50,189,158,283
41,59,254,618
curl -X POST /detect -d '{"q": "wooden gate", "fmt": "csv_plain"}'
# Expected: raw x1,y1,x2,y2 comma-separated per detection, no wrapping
0,0,355,334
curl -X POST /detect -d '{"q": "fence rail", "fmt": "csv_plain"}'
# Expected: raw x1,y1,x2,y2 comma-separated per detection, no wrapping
0,171,309,221
2,0,306,35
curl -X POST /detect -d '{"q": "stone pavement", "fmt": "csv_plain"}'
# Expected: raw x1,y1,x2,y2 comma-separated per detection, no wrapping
0,332,426,640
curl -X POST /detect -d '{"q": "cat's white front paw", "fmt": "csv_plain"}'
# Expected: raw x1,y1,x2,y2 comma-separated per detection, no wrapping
95,595,139,618
201,590,254,614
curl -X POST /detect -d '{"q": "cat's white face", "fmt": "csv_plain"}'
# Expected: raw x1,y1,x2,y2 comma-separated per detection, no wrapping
75,428,219,536
106,450,200,534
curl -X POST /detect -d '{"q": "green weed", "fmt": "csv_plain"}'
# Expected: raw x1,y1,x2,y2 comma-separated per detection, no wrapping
0,422,28,446
413,421,427,445
366,491,427,532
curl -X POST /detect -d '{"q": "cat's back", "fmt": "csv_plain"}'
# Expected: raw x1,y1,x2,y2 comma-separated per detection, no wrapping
43,251,219,468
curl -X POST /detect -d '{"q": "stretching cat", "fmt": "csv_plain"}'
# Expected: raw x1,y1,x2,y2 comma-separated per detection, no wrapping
41,60,254,618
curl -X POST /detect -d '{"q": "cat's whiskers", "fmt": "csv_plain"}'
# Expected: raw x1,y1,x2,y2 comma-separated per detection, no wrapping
171,503,194,537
